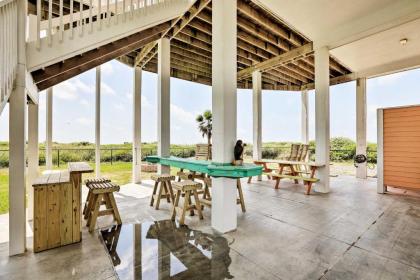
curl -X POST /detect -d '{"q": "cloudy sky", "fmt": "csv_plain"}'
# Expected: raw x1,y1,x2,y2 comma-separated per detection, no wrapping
0,61,419,144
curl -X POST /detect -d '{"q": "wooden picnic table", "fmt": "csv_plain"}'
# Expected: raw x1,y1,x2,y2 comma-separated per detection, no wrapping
250,159,325,194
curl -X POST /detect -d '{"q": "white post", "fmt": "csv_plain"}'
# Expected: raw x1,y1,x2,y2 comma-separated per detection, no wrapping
314,47,330,193
133,67,142,183
356,78,367,179
27,103,39,221
46,87,53,170
301,89,309,144
9,0,27,255
157,38,171,174
252,71,262,180
95,66,101,177
211,0,237,233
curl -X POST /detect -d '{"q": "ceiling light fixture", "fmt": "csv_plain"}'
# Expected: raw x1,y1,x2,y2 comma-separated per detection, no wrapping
400,38,408,45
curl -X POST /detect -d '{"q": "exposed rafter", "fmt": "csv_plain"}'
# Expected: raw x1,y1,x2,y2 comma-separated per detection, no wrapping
135,0,211,67
237,43,313,80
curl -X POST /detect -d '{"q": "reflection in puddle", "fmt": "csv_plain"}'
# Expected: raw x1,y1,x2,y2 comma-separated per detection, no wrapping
100,220,233,279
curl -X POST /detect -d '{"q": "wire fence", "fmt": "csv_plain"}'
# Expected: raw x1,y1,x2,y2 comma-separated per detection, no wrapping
0,146,377,168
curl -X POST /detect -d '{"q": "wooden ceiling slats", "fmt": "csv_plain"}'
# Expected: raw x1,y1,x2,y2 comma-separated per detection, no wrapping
30,0,352,91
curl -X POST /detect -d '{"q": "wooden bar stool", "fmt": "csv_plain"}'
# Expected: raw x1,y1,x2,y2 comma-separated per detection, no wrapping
171,180,203,225
83,177,111,219
86,182,122,233
200,178,246,213
150,174,175,210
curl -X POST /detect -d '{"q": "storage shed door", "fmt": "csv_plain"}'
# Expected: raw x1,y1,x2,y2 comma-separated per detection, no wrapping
383,106,420,190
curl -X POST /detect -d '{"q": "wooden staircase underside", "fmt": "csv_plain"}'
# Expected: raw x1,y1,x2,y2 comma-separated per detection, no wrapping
32,21,171,91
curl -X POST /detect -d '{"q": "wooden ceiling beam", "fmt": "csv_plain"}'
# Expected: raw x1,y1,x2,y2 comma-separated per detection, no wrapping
237,0,303,47
135,0,210,67
276,66,309,83
291,59,315,75
171,57,211,76
267,69,302,85
301,73,356,90
171,45,212,64
169,0,211,38
174,33,211,52
171,52,211,69
237,16,290,53
188,18,212,36
171,40,212,60
237,43,313,80
281,64,313,81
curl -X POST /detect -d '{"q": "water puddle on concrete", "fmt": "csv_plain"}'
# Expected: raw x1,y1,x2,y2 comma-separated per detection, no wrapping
99,220,234,279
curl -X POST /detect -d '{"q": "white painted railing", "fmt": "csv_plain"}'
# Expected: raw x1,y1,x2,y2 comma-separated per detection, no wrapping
0,0,18,114
27,0,192,71
33,0,181,48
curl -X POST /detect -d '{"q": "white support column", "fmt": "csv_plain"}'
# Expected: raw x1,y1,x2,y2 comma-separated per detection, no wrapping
211,0,237,233
27,103,39,221
252,71,262,180
356,78,367,179
301,89,309,144
133,67,142,183
9,0,27,255
157,38,171,174
95,66,101,177
46,87,53,170
314,47,330,193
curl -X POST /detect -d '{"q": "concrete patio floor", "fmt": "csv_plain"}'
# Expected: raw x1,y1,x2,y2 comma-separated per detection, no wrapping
0,176,419,280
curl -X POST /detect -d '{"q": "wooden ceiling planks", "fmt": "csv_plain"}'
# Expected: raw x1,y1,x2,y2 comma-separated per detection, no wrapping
30,0,352,91
133,0,352,91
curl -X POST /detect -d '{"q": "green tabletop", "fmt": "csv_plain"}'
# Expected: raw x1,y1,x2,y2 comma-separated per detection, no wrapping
145,156,262,178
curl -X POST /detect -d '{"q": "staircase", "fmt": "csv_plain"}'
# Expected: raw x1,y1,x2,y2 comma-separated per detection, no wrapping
0,0,193,116
0,0,18,114
26,0,192,72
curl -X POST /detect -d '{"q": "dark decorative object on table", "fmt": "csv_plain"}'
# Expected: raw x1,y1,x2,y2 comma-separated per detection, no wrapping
233,140,247,166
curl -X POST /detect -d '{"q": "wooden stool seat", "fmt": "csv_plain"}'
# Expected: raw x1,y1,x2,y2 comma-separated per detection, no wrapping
88,182,120,193
171,180,203,225
172,180,202,192
86,182,122,233
151,174,175,182
150,174,175,210
83,177,111,218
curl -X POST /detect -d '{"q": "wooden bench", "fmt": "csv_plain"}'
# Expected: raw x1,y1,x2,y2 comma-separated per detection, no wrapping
270,173,319,195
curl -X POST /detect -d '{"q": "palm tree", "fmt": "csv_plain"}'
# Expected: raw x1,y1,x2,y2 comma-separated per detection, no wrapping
196,110,212,145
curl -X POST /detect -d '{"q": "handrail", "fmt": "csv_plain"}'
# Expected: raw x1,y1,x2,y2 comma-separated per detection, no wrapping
0,0,17,115
0,0,15,9
33,0,185,48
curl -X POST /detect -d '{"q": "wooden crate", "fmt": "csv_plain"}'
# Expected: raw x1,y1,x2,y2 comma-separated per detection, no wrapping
33,171,81,252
